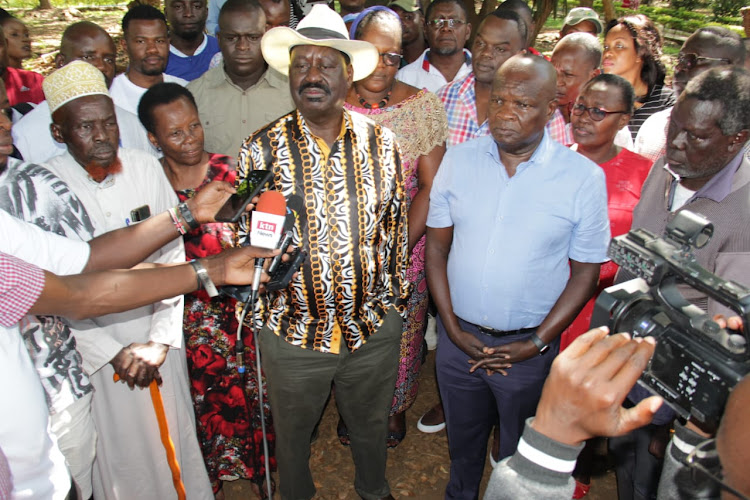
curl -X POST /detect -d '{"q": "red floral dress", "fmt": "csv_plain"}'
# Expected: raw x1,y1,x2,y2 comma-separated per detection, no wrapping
176,153,275,493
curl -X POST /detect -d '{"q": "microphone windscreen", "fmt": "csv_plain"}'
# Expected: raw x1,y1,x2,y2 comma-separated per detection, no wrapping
286,194,304,216
256,190,287,216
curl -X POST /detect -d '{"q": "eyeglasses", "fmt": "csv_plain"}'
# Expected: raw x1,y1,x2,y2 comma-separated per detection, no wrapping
427,18,466,29
379,52,401,67
676,53,731,70
684,438,749,500
571,103,628,121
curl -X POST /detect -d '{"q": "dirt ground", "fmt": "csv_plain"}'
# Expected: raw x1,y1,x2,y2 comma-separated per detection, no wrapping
223,352,618,500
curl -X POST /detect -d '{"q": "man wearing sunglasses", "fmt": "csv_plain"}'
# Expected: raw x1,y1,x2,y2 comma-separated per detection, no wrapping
396,0,472,92
635,27,745,163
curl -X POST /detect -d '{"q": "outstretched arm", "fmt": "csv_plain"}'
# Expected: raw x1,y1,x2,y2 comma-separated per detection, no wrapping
31,245,278,320
84,181,242,272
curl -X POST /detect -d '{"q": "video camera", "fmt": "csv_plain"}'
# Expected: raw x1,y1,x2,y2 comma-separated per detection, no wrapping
590,210,750,433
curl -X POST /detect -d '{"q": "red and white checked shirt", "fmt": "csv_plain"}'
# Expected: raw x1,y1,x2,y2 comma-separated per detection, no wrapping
0,251,45,328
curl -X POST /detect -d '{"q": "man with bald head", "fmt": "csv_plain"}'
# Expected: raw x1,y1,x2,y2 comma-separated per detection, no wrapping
549,32,635,148
426,53,609,499
551,33,600,125
12,21,154,163
635,26,745,162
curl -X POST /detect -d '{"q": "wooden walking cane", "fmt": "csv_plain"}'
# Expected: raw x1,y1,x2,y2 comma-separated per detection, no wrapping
113,374,187,500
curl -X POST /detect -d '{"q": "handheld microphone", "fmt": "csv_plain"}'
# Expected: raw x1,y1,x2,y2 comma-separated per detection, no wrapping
250,190,287,249
250,191,287,297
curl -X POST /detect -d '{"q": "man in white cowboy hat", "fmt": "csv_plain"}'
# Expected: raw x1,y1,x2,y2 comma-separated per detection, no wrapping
237,5,410,499
39,60,213,500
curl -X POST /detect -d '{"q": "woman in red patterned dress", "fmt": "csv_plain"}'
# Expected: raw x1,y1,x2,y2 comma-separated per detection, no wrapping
138,82,274,499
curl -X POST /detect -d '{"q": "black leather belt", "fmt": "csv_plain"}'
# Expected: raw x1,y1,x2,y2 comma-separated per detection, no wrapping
457,317,539,337
468,323,537,340
476,325,538,338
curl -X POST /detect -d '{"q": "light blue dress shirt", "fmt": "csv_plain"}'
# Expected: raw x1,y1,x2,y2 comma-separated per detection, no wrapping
427,131,610,331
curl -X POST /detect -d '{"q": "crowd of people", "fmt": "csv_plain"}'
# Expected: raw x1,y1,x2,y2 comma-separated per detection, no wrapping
1,0,750,499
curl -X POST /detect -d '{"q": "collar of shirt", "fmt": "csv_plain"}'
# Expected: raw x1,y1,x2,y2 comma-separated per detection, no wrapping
422,48,472,74
169,34,208,58
291,108,351,153
220,65,281,92
486,129,552,177
310,115,348,160
664,149,744,206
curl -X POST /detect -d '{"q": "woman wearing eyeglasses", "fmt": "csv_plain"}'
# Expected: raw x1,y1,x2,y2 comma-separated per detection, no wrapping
602,14,675,141
339,6,448,449
564,73,654,499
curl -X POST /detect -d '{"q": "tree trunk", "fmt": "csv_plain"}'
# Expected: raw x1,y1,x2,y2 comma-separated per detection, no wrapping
531,0,554,43
38,0,52,9
578,0,594,7
602,0,617,22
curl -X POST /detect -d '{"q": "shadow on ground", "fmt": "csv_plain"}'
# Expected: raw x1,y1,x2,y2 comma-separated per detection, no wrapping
225,352,618,499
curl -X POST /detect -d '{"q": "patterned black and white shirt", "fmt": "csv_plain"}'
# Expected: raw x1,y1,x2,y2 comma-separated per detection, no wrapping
237,109,410,354
0,159,95,413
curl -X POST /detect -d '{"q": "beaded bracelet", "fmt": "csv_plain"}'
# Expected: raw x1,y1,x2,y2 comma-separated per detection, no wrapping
168,207,187,235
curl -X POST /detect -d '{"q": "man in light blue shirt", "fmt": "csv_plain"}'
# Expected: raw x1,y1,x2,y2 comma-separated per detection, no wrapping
426,53,610,500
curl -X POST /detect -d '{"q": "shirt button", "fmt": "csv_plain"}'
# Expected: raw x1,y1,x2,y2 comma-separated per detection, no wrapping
242,119,247,124
489,249,495,254
483,315,488,321
106,212,111,217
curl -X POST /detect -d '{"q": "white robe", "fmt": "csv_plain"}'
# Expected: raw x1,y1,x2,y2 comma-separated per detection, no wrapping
43,149,213,500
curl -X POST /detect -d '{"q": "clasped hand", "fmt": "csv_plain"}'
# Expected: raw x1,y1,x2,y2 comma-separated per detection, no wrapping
110,341,169,389
446,328,538,375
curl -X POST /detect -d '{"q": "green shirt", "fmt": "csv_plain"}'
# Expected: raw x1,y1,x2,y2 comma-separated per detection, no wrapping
187,65,295,157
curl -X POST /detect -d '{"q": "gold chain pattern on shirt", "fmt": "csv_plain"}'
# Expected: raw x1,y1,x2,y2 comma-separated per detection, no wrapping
236,110,409,354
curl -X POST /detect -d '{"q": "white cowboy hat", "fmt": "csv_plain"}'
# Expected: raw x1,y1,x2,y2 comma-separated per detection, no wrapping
261,4,379,81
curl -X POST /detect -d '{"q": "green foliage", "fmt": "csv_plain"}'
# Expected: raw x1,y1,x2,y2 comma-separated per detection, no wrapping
711,0,745,17
590,0,743,31
670,0,704,12
6,0,122,7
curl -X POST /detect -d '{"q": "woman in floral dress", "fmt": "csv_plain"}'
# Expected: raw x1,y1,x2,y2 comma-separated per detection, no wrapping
138,82,274,499
339,6,448,447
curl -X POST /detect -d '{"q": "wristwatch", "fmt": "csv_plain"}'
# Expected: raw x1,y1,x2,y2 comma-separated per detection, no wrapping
529,333,550,355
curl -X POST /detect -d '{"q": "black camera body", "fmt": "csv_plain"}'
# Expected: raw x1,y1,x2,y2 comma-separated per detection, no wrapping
591,210,750,433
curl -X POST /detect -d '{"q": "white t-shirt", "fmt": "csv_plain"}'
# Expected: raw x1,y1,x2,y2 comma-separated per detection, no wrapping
396,49,473,93
0,209,90,499
108,73,188,116
12,100,157,164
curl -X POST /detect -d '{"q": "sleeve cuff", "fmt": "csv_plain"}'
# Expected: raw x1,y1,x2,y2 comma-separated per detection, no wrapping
506,417,584,486
669,421,705,463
